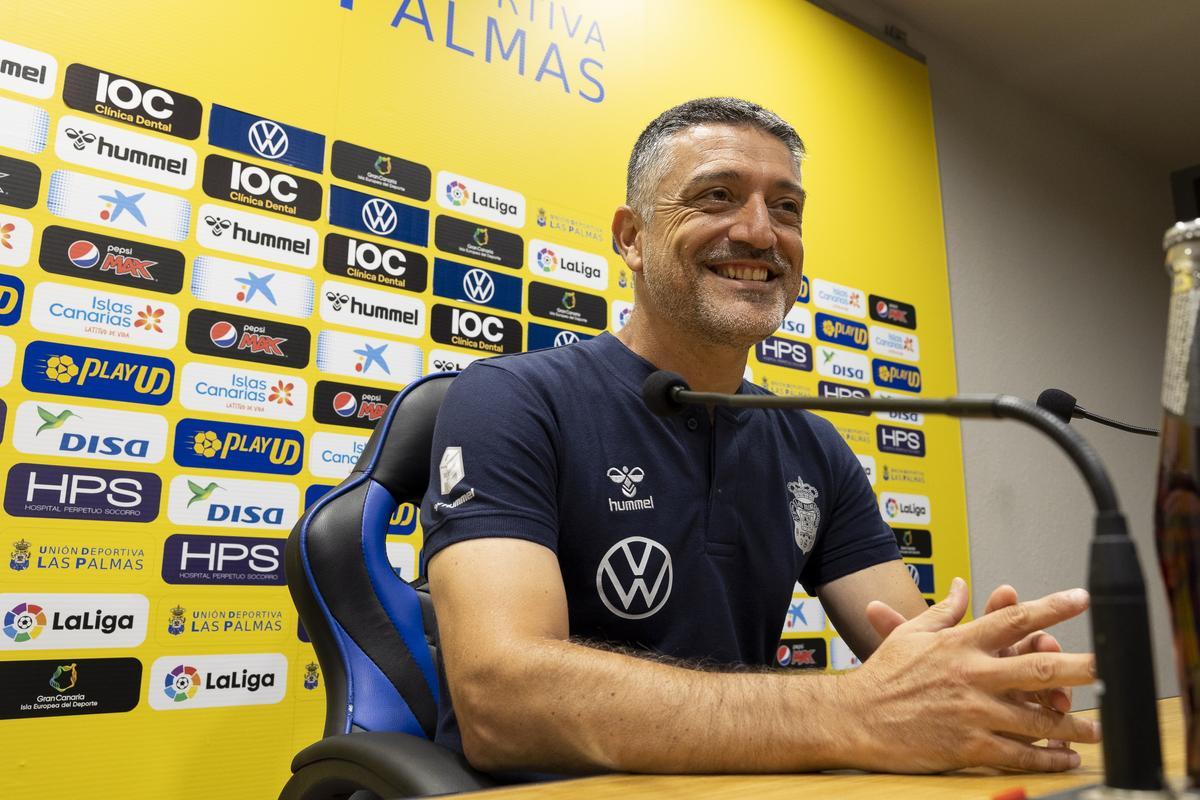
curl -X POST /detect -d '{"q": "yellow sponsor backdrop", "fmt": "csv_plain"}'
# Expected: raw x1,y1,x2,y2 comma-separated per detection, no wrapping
0,1,968,797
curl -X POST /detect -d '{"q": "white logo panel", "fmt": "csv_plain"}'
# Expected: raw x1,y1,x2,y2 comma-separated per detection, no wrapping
148,653,287,710
0,334,14,387
385,541,418,582
427,348,483,373
779,305,812,338
0,95,49,153
314,329,423,387
0,593,148,650
529,238,608,291
0,39,57,99
783,595,826,634
816,346,869,385
830,637,862,670
874,390,925,426
308,431,369,479
856,454,876,486
870,325,920,362
13,401,167,464
0,212,34,267
54,115,196,189
191,255,314,319
179,362,308,422
319,279,424,339
31,281,180,350
195,203,316,269
880,491,932,525
167,474,300,530
46,169,190,241
812,278,866,318
611,300,633,332
436,170,525,227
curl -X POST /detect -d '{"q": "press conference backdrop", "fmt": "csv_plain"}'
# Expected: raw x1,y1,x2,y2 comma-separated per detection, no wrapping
0,1,967,796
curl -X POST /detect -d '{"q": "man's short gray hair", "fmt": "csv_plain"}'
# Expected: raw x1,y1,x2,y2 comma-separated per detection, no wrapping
625,97,805,221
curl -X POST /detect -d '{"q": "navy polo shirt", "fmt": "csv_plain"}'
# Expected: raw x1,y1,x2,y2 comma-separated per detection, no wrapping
420,332,900,756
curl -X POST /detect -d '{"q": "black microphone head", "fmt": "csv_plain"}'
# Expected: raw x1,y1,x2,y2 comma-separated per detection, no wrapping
1037,388,1079,424
641,370,690,416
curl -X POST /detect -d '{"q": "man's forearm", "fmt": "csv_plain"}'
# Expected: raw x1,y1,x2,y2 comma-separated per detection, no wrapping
452,637,864,774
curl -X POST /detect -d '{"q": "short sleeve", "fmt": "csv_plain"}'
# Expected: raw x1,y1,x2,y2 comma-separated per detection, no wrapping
799,423,901,592
419,362,560,571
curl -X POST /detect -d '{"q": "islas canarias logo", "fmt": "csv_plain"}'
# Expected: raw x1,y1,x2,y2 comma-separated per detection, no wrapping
21,340,174,405
173,419,303,475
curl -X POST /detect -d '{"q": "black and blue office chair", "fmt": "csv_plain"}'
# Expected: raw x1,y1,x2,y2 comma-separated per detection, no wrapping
281,372,495,800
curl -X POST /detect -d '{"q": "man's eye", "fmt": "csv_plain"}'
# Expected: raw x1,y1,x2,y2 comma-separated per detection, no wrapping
704,188,732,202
776,200,801,214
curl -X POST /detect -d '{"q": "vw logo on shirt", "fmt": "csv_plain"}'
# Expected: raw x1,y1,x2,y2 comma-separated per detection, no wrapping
596,536,673,620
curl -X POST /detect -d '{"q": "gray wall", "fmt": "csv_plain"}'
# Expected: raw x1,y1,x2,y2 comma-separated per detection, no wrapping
820,0,1178,707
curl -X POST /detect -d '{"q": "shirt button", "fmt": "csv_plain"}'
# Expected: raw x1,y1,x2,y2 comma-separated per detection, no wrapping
686,417,699,431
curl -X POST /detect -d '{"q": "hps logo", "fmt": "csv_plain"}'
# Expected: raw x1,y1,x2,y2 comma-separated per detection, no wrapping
173,418,304,475
149,653,288,710
161,533,285,586
0,593,148,649
22,340,175,405
4,463,161,522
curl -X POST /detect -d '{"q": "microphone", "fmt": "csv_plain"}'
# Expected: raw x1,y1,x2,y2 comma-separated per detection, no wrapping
641,370,1166,793
1036,388,1159,437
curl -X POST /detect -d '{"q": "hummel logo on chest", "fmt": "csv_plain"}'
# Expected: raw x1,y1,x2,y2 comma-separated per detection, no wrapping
606,466,655,512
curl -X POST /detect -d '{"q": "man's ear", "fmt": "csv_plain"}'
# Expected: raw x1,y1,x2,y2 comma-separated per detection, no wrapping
611,205,644,275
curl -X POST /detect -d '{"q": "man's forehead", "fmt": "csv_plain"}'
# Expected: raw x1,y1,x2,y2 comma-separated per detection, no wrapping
662,123,800,184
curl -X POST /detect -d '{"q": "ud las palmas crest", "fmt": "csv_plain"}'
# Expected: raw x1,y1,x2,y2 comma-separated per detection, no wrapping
788,477,819,554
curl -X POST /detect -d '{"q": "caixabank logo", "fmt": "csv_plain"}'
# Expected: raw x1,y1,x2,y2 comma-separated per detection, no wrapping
166,474,299,531
873,358,923,393
46,169,191,242
62,64,202,139
315,329,424,387
161,533,285,586
191,254,315,319
30,281,180,350
208,104,324,172
12,400,167,464
430,304,522,355
432,258,522,313
434,215,522,269
39,225,185,294
815,312,868,350
185,308,310,369
202,154,322,220
4,463,161,522
196,203,317,270
323,232,428,293
328,184,430,248
7,536,146,581
54,115,197,190
331,140,431,201
436,170,525,228
312,380,395,429
173,418,303,475
22,340,174,406
0,593,148,650
148,653,288,710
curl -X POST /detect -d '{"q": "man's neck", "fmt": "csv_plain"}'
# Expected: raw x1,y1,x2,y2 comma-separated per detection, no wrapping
615,312,749,395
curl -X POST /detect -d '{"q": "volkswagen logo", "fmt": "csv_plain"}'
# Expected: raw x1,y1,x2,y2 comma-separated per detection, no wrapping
248,119,289,160
596,536,672,620
553,330,579,347
362,197,398,235
462,268,495,305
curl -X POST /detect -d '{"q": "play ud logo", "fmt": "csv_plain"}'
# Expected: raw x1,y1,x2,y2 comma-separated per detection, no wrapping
596,537,672,620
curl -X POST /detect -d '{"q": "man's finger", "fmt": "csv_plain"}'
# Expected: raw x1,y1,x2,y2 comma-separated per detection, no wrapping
890,576,969,635
966,589,1089,651
865,600,907,640
975,651,1097,692
988,698,1101,745
984,584,1018,615
981,734,1082,773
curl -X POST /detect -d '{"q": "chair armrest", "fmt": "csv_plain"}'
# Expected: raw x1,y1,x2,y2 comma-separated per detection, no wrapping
281,731,496,799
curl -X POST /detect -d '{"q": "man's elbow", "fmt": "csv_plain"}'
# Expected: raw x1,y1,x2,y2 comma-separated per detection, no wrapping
450,667,531,773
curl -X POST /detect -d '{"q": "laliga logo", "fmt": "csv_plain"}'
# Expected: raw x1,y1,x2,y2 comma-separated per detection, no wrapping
445,181,470,207
536,247,557,273
164,663,200,702
3,602,46,643
885,497,900,518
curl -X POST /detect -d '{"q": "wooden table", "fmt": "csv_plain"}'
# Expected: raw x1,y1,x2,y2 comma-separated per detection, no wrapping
458,697,1185,799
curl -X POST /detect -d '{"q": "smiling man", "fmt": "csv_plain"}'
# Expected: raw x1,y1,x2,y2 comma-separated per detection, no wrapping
420,97,1100,776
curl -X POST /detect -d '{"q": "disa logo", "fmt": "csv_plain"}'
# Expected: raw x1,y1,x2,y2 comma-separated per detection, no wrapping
21,340,174,405
173,418,303,475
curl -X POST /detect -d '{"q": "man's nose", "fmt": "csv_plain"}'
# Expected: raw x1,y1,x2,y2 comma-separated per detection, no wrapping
728,195,777,251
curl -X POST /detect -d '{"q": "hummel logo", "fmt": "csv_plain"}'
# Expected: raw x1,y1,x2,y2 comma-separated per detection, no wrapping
64,128,97,150
204,215,231,236
325,291,350,311
607,466,644,498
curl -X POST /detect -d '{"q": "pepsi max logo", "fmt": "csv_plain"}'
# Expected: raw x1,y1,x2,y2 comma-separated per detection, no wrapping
774,638,826,669
312,380,396,429
161,533,285,585
184,308,309,369
39,226,185,294
868,294,917,330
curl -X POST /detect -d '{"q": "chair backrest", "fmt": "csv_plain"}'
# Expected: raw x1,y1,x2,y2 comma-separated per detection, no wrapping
285,372,456,739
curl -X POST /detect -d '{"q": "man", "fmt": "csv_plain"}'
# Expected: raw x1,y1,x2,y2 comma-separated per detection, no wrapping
420,97,1100,775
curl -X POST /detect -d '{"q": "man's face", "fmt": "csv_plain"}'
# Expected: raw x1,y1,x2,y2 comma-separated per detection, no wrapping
636,123,805,347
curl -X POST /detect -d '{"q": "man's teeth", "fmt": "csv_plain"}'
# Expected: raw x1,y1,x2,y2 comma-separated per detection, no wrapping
712,264,769,282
